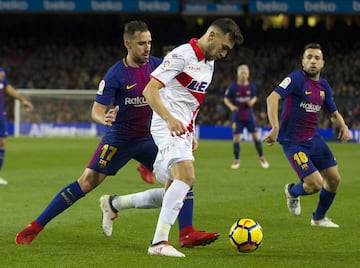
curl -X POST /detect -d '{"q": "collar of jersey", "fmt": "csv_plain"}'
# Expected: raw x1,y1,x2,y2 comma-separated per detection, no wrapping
189,38,205,61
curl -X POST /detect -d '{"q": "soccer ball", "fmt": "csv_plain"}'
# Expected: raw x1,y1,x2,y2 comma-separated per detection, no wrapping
229,218,263,253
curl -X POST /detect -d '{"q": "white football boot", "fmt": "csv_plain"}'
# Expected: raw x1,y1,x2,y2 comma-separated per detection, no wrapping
148,241,185,257
311,217,339,228
99,195,118,237
284,183,301,215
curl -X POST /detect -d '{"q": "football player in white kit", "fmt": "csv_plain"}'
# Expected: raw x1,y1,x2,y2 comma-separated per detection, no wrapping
143,18,244,257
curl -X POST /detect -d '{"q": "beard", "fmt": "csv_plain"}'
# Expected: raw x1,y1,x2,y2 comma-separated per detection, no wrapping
134,57,148,65
304,68,320,78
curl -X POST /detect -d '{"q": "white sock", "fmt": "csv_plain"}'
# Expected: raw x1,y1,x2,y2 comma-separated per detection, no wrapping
112,188,165,210
152,180,190,244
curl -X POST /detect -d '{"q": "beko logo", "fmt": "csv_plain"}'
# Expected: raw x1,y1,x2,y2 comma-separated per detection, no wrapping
256,1,288,12
0,0,28,10
304,0,336,12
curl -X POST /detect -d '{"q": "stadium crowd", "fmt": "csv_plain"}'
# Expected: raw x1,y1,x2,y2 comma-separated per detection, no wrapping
1,15,359,129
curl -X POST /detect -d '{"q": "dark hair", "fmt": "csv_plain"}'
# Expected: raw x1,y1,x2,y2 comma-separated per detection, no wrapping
211,18,244,45
304,43,322,51
303,43,324,59
123,20,149,40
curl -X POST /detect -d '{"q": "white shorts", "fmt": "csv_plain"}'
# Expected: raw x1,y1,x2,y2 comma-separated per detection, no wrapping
151,127,194,184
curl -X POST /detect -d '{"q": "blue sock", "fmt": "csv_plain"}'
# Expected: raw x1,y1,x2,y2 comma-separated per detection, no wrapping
313,188,336,220
233,143,240,160
178,187,194,230
0,148,5,170
36,181,85,227
289,181,308,197
254,140,263,157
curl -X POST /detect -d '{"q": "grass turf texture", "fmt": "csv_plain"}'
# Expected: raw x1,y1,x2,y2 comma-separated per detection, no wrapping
0,137,359,267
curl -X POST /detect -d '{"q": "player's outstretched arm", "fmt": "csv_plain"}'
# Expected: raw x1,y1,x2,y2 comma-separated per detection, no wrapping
6,84,34,111
263,91,281,146
91,102,119,126
331,111,350,142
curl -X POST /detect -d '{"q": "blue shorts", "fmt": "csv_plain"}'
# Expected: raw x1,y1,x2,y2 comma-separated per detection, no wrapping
232,118,256,134
87,134,158,176
281,135,337,180
0,116,8,138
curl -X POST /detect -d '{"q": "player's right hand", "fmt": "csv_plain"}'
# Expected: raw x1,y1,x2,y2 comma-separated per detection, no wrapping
231,106,239,112
166,115,187,137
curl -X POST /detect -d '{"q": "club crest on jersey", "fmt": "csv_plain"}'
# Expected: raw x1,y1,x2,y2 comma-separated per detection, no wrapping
301,163,309,171
97,80,105,95
320,90,325,99
98,159,107,168
279,77,291,89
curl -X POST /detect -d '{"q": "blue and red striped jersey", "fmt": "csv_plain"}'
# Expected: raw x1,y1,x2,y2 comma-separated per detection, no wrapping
275,69,337,143
95,56,162,139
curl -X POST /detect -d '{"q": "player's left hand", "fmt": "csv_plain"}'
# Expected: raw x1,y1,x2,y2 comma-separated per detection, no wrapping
192,135,198,151
263,128,278,146
338,125,350,142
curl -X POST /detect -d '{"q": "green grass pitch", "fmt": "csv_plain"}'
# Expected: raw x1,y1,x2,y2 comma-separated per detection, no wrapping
0,137,359,267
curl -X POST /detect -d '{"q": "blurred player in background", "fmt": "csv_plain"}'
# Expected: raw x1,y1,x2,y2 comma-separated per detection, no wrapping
264,43,350,227
0,67,34,185
143,18,243,257
224,64,269,169
15,21,218,248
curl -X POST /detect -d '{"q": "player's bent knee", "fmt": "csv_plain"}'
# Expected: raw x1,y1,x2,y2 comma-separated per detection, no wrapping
326,175,340,191
78,170,105,193
183,176,195,186
303,179,323,194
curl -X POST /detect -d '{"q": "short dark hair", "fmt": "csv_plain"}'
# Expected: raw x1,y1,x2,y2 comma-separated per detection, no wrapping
211,18,244,45
303,43,324,59
123,20,149,40
304,43,322,51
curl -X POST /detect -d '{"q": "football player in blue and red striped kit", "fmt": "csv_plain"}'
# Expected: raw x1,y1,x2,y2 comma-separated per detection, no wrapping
15,20,218,247
0,67,34,185
264,43,350,228
224,64,269,169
